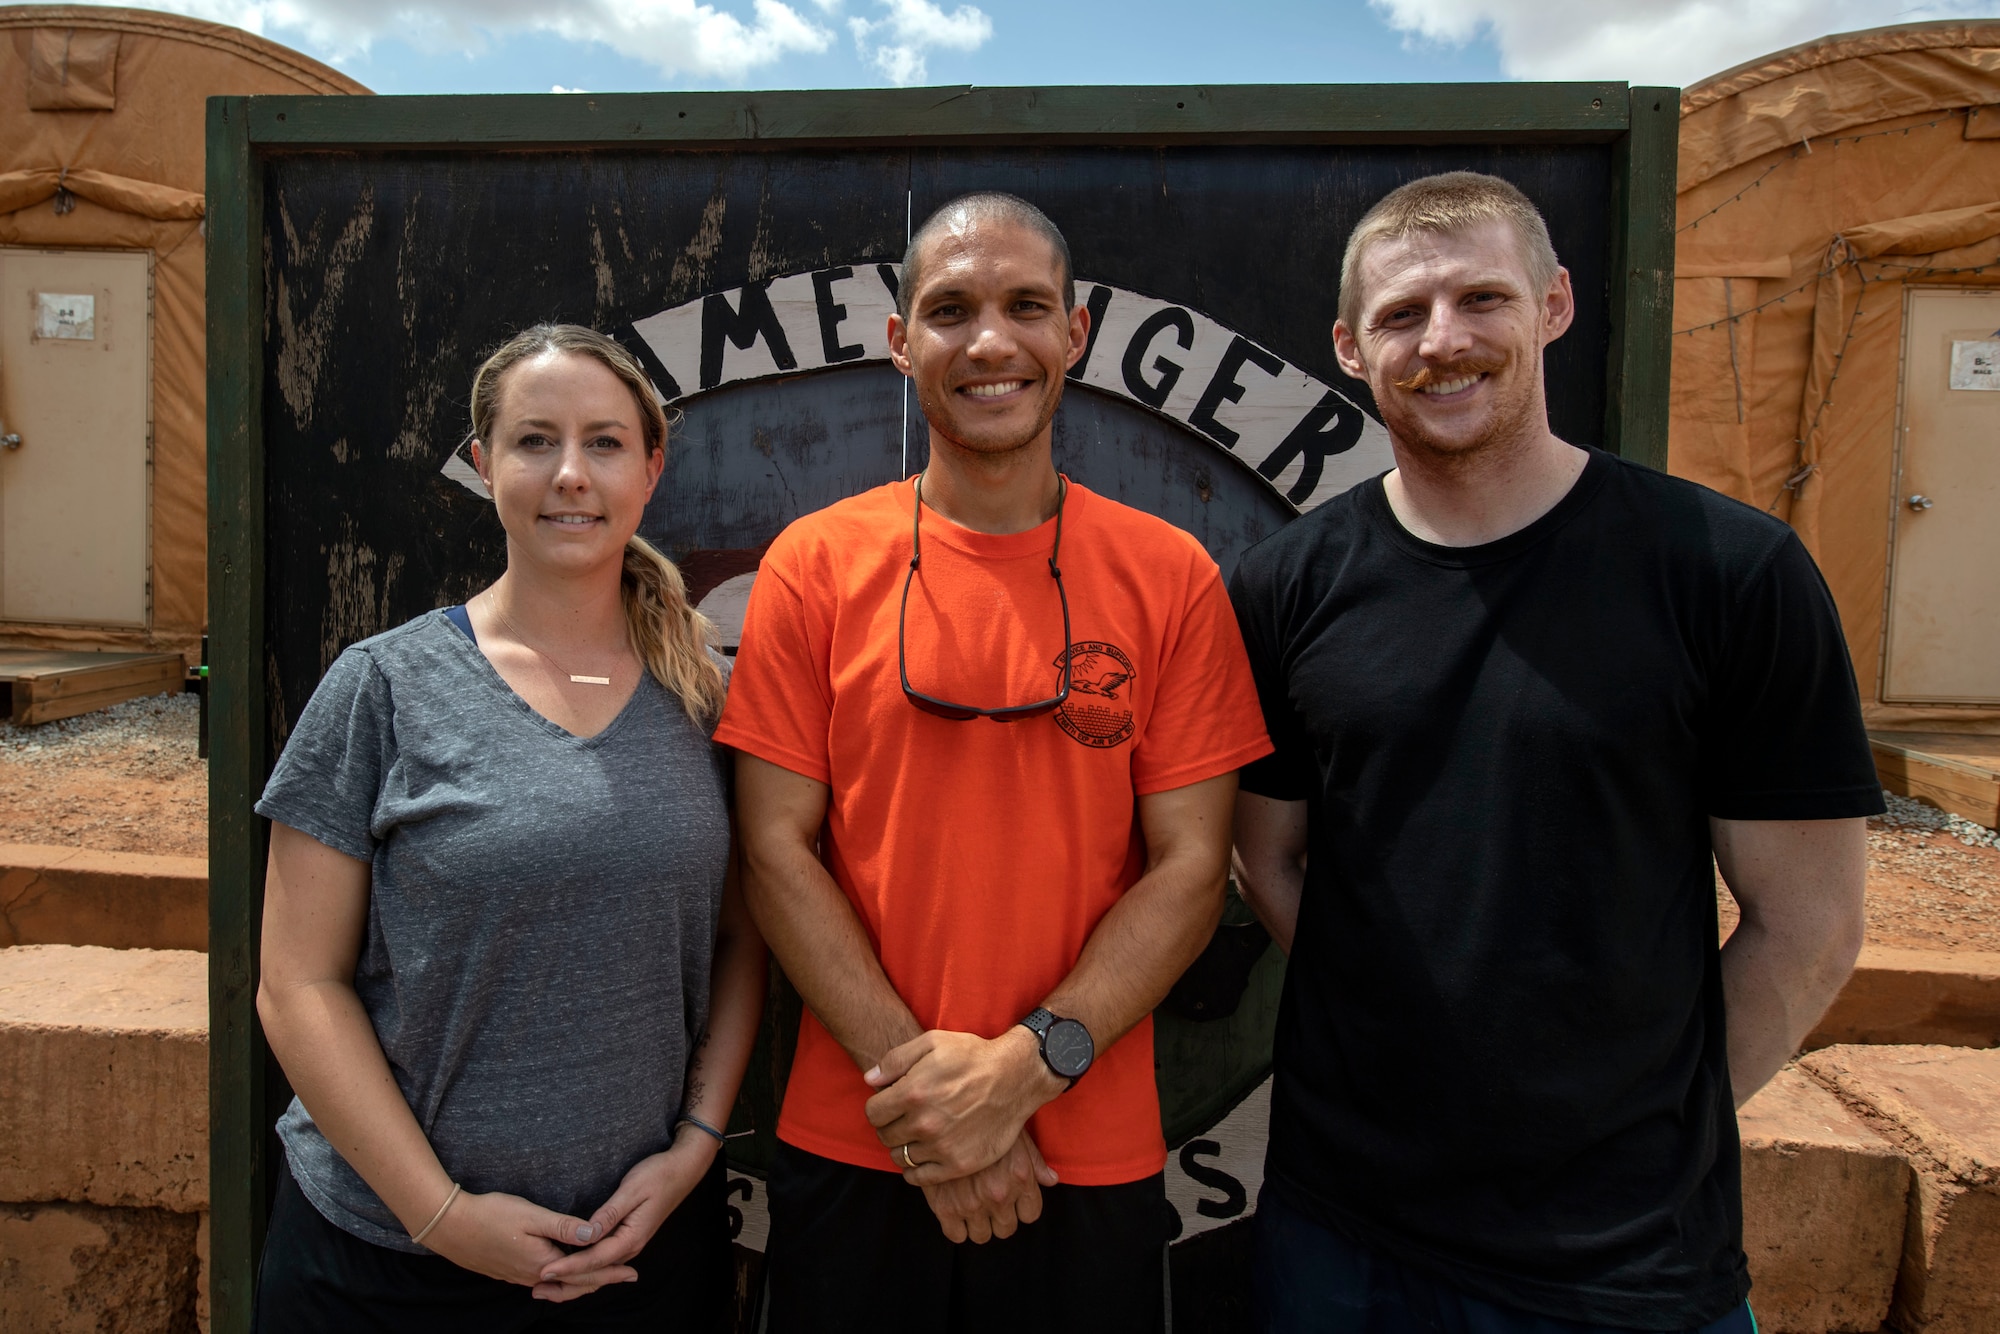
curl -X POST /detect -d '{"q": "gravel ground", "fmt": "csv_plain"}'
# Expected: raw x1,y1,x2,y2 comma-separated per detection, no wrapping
1875,790,2000,848
1,698,1996,953
1710,793,2000,953
1854,798,2000,952
0,689,201,762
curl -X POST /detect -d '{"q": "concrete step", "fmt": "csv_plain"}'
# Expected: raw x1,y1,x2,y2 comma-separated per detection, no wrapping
0,1202,201,1334
1801,1045,2000,1334
1738,1068,1912,1333
1809,947,2000,1051
0,944,209,1332
0,845,207,951
0,944,207,1211
10,837,1997,1061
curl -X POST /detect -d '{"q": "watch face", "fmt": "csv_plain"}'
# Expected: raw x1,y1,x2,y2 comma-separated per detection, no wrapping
1044,1019,1094,1078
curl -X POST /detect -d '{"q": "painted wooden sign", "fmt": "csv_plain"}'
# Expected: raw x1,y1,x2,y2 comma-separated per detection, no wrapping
208,84,1676,1334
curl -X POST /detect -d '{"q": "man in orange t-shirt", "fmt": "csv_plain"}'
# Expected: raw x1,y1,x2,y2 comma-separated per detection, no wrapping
718,192,1271,1333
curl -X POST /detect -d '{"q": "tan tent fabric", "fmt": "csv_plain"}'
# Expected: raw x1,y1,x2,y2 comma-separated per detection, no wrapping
1680,21,2000,190
0,7,366,664
0,167,205,220
27,26,119,109
1672,24,2000,731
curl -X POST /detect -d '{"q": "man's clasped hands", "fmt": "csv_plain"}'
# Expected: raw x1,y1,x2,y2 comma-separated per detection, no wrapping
862,1026,1073,1243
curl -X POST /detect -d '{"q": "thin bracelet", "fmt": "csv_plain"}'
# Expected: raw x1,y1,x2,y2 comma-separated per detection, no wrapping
410,1181,462,1246
676,1113,727,1144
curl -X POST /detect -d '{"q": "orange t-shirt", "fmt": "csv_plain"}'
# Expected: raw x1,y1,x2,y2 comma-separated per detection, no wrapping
713,477,1272,1185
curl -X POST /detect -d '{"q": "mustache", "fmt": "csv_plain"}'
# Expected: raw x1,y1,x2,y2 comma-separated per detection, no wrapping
1392,357,1507,392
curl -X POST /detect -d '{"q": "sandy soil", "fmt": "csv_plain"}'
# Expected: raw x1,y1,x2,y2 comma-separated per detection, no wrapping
1853,822,2000,952
2,693,1997,954
0,692,206,858
1716,798,2000,954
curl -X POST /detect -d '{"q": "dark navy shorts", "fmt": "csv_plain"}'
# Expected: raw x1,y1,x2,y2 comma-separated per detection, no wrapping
1253,1184,1756,1334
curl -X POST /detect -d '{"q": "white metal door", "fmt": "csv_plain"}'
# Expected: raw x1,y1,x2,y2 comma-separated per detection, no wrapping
0,248,153,627
1883,287,2000,703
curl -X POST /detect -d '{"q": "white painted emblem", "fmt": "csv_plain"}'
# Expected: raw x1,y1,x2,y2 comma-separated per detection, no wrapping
439,264,1391,511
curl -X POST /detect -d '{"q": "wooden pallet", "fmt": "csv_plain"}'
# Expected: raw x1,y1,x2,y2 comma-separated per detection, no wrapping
0,649,186,726
1869,731,2000,829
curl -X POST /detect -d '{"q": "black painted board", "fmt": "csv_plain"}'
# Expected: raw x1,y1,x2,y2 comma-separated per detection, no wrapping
259,142,1614,737
666,366,1292,581
906,143,1612,446
257,137,1622,1172
220,89,1667,1334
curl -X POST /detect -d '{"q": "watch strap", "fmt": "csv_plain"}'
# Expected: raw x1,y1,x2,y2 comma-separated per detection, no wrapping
1019,1007,1056,1038
1018,1007,1082,1088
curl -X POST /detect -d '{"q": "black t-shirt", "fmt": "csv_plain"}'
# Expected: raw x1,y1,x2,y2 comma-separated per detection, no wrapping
1229,448,1882,1328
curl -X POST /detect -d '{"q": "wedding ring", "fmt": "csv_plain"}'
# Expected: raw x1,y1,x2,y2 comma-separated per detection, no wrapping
899,1143,917,1169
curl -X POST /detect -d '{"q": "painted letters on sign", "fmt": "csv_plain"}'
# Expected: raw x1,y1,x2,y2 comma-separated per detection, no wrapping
626,264,904,397
1063,282,1387,509
443,264,1392,512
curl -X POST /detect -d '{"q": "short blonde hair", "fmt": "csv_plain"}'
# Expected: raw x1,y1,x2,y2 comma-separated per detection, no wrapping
1337,172,1559,331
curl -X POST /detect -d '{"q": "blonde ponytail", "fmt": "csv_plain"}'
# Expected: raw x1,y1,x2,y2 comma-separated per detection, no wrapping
470,322,726,726
621,534,727,727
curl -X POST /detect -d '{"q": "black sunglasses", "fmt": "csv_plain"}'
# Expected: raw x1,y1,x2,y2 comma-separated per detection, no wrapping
898,473,1071,722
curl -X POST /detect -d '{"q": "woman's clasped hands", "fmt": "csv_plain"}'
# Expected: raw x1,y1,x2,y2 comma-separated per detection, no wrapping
425,1125,721,1303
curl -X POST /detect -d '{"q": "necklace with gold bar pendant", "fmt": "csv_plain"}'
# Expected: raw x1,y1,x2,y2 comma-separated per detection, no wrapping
488,600,619,686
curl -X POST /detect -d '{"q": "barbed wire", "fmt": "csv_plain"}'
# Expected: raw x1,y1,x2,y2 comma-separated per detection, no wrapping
1741,239,2000,514
1674,253,2000,337
1677,160,1786,234
1678,109,1970,235
1674,269,1824,334
1769,247,1870,513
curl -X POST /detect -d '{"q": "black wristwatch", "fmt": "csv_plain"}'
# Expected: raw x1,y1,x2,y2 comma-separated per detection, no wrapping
1018,1007,1094,1086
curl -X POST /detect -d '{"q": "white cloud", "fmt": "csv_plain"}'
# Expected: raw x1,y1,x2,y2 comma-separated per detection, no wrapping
550,84,590,93
849,0,993,86
1370,0,1993,86
59,0,833,81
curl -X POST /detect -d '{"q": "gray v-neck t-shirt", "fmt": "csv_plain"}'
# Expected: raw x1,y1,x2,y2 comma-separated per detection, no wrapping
255,610,731,1251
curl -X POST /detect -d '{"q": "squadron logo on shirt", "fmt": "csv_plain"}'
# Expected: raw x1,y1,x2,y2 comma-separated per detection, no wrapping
1054,642,1137,748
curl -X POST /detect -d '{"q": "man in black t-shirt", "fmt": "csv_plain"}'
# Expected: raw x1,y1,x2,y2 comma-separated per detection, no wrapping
1230,172,1882,1334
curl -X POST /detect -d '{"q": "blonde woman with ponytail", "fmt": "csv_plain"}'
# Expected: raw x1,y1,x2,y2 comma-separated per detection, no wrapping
253,324,762,1332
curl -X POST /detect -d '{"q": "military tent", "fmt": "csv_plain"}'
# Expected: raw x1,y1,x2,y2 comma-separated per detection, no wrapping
1672,21,2000,729
0,5,365,665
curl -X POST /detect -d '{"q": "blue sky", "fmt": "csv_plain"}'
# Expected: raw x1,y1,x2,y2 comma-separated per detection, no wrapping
57,0,2000,95
337,1,1507,96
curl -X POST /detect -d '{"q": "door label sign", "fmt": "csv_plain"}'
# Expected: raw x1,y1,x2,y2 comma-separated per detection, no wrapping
439,264,1391,515
34,292,95,341
1949,339,2000,390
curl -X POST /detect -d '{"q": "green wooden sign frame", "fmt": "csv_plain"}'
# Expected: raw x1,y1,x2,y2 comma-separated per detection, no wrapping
206,82,1677,1334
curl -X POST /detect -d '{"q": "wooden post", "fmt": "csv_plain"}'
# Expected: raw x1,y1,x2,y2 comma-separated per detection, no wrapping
1605,86,1680,468
205,93,270,1334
